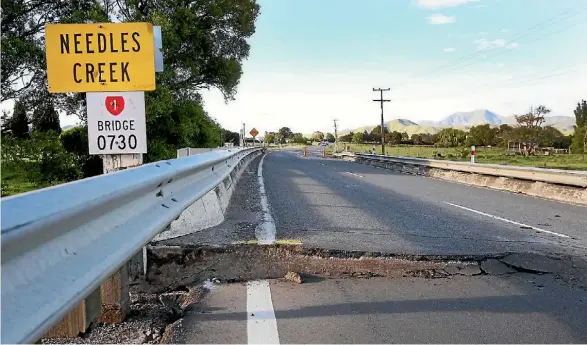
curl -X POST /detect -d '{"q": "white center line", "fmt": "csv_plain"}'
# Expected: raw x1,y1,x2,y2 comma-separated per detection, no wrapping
346,172,364,178
247,280,280,344
256,154,276,244
444,202,569,238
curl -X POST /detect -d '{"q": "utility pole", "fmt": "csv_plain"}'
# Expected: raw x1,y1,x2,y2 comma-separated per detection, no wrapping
242,123,246,147
333,119,339,153
373,88,390,155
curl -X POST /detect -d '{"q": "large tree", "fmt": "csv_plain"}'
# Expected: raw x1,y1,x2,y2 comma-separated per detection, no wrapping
370,125,389,144
387,131,402,145
31,98,61,133
1,0,109,106
311,131,325,141
278,127,293,142
2,0,261,162
326,133,335,142
264,132,276,144
512,105,549,154
435,128,467,147
467,124,498,146
10,99,30,138
352,132,364,144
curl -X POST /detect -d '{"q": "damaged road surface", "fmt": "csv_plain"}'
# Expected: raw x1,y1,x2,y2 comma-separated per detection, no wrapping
46,150,587,344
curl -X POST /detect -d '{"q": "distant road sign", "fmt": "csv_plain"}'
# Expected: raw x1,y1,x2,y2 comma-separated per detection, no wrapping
250,128,259,137
87,92,147,154
45,23,155,93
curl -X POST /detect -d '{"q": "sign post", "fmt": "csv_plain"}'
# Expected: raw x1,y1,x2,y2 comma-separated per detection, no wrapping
43,22,157,338
250,128,259,147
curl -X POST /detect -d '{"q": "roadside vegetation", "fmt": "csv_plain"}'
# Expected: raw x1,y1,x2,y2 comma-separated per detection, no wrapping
328,102,587,171
1,0,259,197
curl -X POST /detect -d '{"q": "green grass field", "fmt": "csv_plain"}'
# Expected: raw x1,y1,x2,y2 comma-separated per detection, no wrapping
1,162,64,197
329,144,587,171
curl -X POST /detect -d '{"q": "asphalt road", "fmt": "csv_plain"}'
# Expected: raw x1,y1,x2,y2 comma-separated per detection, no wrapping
160,148,587,344
262,149,587,257
169,274,587,344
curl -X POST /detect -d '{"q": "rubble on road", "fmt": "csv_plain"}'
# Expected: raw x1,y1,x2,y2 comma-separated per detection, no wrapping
284,271,303,284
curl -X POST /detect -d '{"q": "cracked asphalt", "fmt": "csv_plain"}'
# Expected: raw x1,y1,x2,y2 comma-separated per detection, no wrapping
149,147,587,344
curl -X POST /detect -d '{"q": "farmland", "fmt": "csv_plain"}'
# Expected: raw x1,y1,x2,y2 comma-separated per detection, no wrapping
329,144,587,170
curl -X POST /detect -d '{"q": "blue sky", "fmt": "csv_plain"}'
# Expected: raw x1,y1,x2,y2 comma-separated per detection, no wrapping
202,0,587,134
25,0,584,133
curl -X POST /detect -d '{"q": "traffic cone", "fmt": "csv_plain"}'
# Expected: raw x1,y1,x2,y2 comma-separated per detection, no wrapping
304,148,307,157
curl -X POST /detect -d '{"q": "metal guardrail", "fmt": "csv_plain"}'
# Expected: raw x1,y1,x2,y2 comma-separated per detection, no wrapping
0,147,262,344
336,152,587,188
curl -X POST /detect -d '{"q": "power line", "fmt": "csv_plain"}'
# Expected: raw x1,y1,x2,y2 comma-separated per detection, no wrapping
394,62,585,103
395,4,587,90
373,88,390,155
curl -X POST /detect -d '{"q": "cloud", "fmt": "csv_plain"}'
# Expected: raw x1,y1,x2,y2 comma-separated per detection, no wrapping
417,0,480,9
500,28,510,33
473,38,518,50
475,4,488,7
444,48,456,52
427,14,455,24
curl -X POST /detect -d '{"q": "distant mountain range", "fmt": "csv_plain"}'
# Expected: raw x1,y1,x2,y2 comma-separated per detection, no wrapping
339,109,576,137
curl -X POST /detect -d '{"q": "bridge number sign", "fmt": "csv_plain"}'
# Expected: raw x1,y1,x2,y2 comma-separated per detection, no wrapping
87,92,147,154
45,22,156,93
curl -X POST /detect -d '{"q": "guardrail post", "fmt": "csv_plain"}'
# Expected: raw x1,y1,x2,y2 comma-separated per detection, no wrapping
98,154,142,323
43,154,141,339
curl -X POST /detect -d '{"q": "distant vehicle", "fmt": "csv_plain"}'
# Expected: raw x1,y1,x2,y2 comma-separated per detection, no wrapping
320,141,328,146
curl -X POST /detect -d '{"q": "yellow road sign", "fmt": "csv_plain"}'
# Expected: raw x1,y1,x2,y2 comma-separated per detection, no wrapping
45,22,156,93
250,128,259,137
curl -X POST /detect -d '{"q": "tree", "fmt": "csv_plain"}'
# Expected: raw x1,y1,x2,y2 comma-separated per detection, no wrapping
513,105,549,153
387,131,402,145
222,129,240,145
10,99,29,138
539,126,565,148
352,132,364,144
411,134,422,145
571,100,587,153
264,132,276,145
2,0,261,162
311,131,324,141
435,128,467,147
496,124,514,147
32,99,61,134
326,133,335,142
370,125,389,143
340,131,353,142
1,0,109,104
467,124,497,146
419,133,434,145
278,127,293,142
292,133,306,144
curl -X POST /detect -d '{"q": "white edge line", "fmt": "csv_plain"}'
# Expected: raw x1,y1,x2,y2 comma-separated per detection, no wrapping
444,202,569,238
256,154,277,244
247,280,280,344
346,172,364,178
